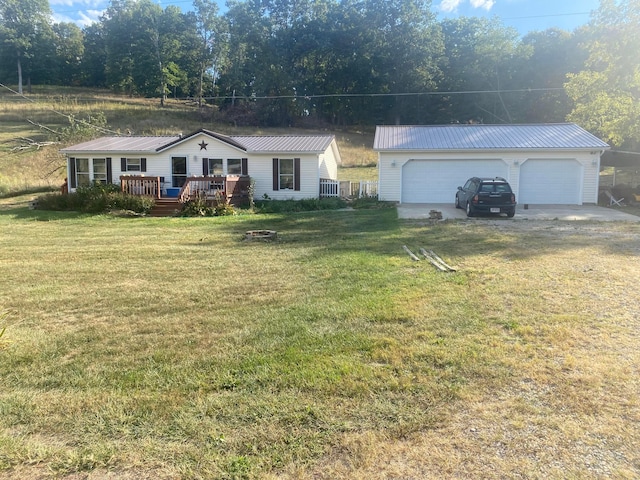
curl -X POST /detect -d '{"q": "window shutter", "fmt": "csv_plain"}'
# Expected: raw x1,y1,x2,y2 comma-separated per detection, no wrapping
241,158,248,176
272,158,279,190
69,158,76,189
121,158,126,171
294,158,301,191
141,158,147,172
106,158,112,184
202,158,209,175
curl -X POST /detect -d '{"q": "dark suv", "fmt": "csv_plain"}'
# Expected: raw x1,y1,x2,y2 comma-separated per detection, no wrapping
455,177,516,217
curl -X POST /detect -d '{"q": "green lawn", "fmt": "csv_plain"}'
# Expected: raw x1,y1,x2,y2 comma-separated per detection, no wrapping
1,201,639,479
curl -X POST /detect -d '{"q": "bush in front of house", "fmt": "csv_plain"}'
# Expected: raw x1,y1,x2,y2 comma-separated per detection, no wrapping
37,182,155,214
180,191,236,217
349,197,395,209
253,197,347,213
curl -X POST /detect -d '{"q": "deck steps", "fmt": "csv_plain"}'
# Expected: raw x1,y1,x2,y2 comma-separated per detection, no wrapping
148,198,181,217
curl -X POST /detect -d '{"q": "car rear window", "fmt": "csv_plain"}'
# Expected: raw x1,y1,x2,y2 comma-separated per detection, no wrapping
480,183,512,193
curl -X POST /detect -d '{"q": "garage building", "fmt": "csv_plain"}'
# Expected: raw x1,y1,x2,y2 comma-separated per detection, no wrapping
374,124,610,205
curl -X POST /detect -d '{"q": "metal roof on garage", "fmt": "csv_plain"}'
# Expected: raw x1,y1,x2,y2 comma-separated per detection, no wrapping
373,124,610,151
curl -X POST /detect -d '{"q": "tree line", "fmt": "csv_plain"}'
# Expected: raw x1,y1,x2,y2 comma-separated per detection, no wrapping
0,0,638,149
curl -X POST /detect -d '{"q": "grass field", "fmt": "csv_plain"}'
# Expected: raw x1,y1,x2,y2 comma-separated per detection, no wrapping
1,195,639,479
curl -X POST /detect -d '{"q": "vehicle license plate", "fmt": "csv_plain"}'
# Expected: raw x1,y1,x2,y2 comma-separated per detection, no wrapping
490,208,500,213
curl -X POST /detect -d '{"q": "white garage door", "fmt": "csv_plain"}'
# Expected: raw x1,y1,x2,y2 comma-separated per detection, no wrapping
519,159,582,204
401,159,509,203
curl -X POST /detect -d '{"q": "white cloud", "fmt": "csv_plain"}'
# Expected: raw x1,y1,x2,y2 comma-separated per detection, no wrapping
78,9,104,26
52,8,103,26
439,0,464,13
52,12,76,23
470,0,496,10
49,0,104,6
439,0,496,13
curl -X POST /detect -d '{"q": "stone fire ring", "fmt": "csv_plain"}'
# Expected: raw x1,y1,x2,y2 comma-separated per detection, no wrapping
245,230,277,240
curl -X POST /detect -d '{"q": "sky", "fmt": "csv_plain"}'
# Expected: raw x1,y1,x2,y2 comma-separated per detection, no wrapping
50,0,602,36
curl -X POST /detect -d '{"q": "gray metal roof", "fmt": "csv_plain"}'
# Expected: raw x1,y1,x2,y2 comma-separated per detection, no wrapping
373,124,610,151
230,135,335,153
60,130,336,155
60,135,181,154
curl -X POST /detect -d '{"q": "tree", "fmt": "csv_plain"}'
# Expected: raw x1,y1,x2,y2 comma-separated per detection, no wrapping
51,22,84,85
80,23,107,87
513,28,588,123
565,0,640,148
437,16,530,124
0,0,52,93
101,0,193,101
193,0,225,106
102,0,138,95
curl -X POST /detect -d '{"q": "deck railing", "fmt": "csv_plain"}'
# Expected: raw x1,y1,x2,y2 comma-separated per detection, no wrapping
320,178,340,197
352,180,378,198
320,179,378,199
178,175,250,206
121,176,161,199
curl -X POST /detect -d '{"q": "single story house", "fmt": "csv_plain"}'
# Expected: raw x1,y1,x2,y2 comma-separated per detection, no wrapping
374,123,610,205
60,128,341,201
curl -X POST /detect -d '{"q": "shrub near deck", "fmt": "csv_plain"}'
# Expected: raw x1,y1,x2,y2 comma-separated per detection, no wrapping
0,203,638,479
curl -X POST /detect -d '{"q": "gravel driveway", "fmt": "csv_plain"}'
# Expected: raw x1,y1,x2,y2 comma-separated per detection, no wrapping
397,203,640,222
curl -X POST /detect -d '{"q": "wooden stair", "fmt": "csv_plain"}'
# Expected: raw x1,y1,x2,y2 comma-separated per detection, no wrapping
148,198,181,217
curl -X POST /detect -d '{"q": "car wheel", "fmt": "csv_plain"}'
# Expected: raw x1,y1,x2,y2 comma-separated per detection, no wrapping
507,208,515,218
466,202,474,217
455,194,461,208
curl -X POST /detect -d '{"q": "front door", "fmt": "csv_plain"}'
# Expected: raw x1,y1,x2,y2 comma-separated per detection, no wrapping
172,157,187,187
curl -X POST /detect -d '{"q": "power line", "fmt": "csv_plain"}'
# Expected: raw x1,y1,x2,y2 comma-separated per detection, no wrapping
201,87,566,101
1,82,566,106
503,12,592,21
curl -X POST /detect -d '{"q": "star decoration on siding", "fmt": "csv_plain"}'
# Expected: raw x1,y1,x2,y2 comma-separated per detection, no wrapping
199,141,208,150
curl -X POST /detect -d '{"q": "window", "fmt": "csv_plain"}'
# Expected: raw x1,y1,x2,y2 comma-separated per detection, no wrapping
93,158,107,184
227,158,242,175
279,159,294,189
208,158,223,175
126,158,141,171
75,158,90,187
272,158,300,191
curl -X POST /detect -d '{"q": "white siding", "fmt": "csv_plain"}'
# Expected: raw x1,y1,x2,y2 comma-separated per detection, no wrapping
318,141,339,180
377,153,404,202
582,153,601,203
114,135,247,187
379,150,602,205
249,154,320,200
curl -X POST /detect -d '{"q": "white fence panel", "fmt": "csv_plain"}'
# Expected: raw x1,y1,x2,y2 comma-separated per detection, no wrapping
320,179,378,198
320,178,340,197
351,180,378,198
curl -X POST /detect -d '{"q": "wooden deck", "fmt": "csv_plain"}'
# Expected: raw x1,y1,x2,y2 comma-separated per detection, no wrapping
120,175,252,216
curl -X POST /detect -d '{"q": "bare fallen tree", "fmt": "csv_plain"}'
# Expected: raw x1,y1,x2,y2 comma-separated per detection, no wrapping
11,137,59,152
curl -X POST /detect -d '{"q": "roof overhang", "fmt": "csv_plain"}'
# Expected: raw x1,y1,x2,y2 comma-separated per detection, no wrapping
374,148,607,154
601,150,640,167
